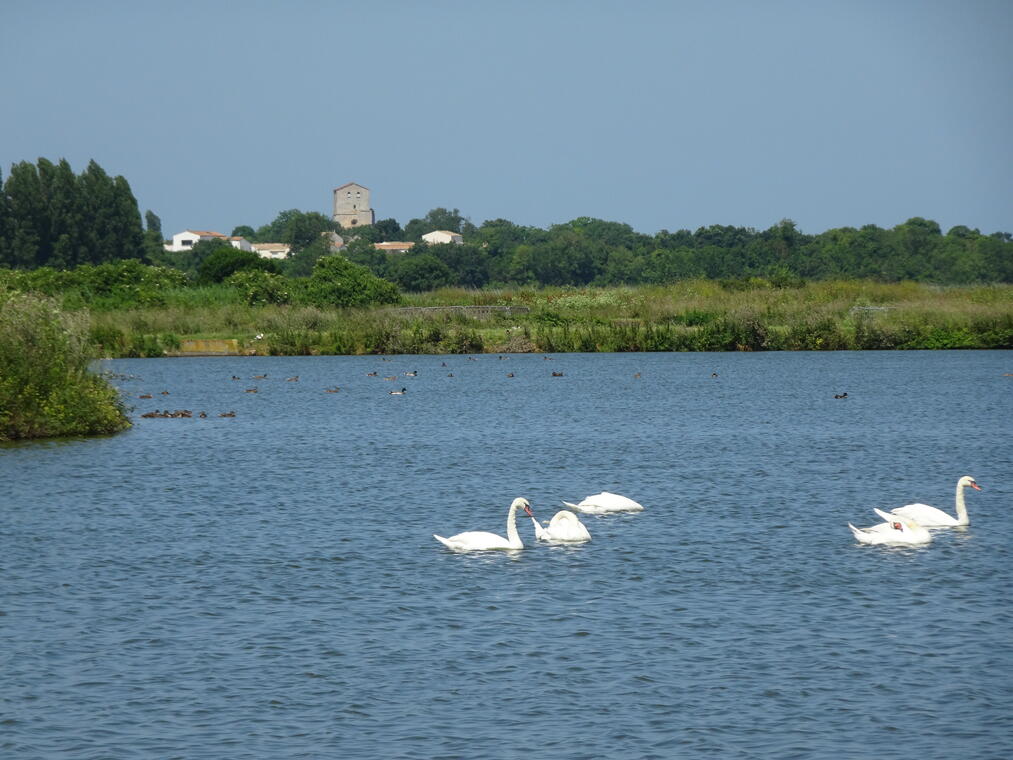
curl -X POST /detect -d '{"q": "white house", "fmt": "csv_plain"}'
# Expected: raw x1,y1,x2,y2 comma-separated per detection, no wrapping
164,230,253,253
374,241,415,253
422,230,464,245
252,243,292,260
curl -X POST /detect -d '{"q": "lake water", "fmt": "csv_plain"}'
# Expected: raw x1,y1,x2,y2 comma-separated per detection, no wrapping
2,350,1012,759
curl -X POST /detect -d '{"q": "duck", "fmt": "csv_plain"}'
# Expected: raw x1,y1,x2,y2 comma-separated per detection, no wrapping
551,371,564,377
325,386,341,393
890,475,982,527
286,376,299,382
138,393,152,399
834,392,848,399
252,374,267,380
434,498,534,552
245,388,258,393
849,508,931,546
218,411,236,418
562,491,644,514
389,388,407,395
367,371,378,377
404,370,418,377
506,372,515,378
530,509,591,543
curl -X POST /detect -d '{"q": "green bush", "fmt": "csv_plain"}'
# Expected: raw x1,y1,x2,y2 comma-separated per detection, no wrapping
226,269,292,305
301,255,401,308
0,290,130,440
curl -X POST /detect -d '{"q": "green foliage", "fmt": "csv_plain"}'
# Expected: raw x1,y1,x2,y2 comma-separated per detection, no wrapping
388,253,456,292
0,259,188,309
301,255,401,308
197,246,281,284
0,289,130,440
225,269,292,305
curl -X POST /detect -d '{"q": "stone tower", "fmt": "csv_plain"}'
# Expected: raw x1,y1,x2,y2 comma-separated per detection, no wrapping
333,182,375,228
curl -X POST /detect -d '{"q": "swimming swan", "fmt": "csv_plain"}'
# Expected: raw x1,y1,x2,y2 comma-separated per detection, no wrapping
890,475,982,527
434,497,534,552
562,492,644,514
531,509,591,543
849,508,931,546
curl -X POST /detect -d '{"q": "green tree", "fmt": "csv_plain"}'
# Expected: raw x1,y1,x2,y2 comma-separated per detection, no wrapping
403,207,471,240
302,255,400,307
3,161,46,268
231,224,256,239
374,217,403,241
197,246,281,283
388,253,456,292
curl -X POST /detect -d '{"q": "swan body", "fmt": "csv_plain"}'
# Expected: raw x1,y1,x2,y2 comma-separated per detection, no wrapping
849,508,931,546
562,491,644,514
434,497,534,552
890,475,981,527
531,510,591,543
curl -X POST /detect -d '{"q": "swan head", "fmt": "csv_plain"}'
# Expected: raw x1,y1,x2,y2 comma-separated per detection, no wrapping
511,497,535,518
959,475,982,491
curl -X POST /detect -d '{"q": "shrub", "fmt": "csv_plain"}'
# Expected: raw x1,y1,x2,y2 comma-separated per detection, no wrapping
301,255,401,308
0,289,130,440
226,269,292,305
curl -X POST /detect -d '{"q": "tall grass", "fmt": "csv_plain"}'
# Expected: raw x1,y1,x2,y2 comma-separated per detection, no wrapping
0,289,130,440
80,279,1013,356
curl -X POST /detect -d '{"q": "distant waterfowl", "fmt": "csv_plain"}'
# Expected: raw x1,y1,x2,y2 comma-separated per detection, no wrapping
434,497,534,552
551,371,564,377
563,492,644,514
384,376,397,381
849,508,931,546
325,387,341,393
367,371,378,377
286,376,299,382
447,373,454,377
633,373,641,379
389,387,407,395
198,411,207,418
890,475,981,527
506,372,514,378
711,372,719,378
404,370,418,377
138,394,152,399
530,509,591,543
218,411,236,417
245,388,258,393
160,390,170,395
232,375,241,380
834,392,848,399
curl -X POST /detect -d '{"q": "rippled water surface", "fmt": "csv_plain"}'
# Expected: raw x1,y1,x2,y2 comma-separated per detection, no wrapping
3,351,1012,759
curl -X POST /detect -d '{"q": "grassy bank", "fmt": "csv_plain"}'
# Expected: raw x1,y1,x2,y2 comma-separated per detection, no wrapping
0,290,131,441
82,280,1013,357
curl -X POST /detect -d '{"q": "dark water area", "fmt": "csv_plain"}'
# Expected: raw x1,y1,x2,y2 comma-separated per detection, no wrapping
2,351,1012,759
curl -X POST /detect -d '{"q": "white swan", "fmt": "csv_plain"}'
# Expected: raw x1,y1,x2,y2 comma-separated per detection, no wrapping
562,491,644,514
890,475,982,527
530,509,591,543
434,497,534,552
849,508,931,546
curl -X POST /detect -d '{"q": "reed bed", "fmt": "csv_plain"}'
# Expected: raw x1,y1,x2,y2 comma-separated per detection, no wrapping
84,280,1013,357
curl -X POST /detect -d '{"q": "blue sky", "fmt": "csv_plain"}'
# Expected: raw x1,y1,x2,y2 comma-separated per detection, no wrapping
3,0,1010,239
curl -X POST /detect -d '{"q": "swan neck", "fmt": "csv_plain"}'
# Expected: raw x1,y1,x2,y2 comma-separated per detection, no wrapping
955,482,969,524
506,503,522,547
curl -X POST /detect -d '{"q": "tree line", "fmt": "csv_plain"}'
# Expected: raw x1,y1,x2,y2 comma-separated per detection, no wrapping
3,158,1011,292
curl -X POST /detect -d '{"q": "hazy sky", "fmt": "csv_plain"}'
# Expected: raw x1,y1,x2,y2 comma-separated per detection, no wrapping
3,0,1011,239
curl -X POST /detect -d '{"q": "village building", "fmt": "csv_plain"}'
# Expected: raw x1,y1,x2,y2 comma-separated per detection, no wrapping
252,243,292,259
333,182,375,229
422,230,464,245
164,230,254,252
374,241,415,253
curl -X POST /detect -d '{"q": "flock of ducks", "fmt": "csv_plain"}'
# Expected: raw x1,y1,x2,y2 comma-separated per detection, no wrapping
433,491,643,552
847,475,982,546
432,478,983,553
